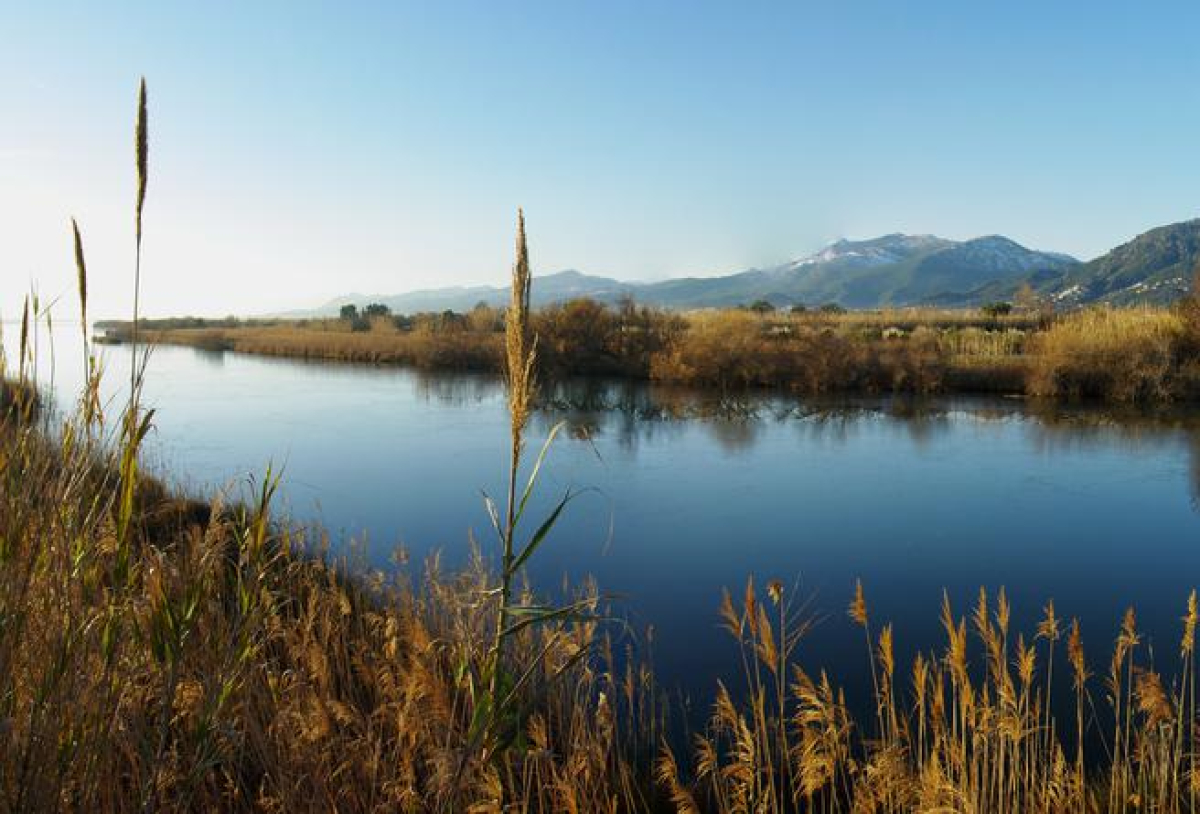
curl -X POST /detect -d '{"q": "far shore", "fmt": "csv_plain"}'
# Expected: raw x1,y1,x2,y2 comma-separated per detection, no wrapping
94,298,1200,403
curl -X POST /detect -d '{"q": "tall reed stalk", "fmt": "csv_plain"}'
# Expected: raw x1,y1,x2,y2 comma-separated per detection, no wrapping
477,210,588,763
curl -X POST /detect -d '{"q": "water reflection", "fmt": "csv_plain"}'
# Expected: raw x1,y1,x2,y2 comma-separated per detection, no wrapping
190,348,228,369
412,369,499,405
494,381,1200,507
408,363,1200,512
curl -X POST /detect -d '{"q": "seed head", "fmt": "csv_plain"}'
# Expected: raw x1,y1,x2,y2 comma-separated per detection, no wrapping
1068,619,1088,688
19,296,29,372
849,580,868,627
71,219,87,327
135,78,149,244
505,209,536,436
1183,590,1197,658
1037,599,1060,643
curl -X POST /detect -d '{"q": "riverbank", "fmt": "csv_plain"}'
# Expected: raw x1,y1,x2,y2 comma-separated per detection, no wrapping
101,300,1200,402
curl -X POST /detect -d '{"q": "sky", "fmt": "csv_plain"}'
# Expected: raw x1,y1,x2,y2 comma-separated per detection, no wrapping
2,1,1198,319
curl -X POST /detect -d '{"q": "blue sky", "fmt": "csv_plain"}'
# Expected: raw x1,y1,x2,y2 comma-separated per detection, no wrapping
2,1,1198,318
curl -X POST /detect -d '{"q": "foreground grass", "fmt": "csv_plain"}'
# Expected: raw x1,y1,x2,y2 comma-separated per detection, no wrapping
109,297,1200,402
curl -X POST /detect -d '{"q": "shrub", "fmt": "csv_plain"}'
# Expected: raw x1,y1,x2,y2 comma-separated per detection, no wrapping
534,298,619,374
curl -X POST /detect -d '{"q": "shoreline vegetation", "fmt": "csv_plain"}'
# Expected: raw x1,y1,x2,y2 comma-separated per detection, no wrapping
7,81,1200,812
99,292,1200,403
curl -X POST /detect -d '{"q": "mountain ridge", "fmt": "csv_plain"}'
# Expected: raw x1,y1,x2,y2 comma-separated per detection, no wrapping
292,220,1200,316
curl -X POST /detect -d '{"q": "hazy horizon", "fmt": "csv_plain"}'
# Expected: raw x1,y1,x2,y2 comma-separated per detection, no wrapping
4,1,1199,319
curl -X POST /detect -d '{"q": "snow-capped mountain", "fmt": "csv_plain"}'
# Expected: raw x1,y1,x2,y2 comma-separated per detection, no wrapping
298,231,1091,314
783,234,953,273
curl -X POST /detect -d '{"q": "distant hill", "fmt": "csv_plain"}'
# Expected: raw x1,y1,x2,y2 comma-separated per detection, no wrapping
940,219,1200,307
293,220,1200,315
297,234,1079,315
1045,219,1200,305
294,270,636,316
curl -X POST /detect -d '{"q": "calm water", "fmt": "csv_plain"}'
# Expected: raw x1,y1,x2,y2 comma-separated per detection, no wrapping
11,326,1200,706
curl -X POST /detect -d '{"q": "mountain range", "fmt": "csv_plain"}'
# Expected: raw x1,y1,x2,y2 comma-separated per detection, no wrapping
299,219,1200,316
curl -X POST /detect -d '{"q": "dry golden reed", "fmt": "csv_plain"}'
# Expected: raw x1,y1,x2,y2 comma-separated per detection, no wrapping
72,218,87,331
506,207,536,436
135,76,148,246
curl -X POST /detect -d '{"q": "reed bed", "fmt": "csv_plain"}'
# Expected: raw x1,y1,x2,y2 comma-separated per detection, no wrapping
782,306,1045,331
1028,307,1194,401
131,306,1029,396
657,580,1200,814
142,323,503,370
130,297,1200,402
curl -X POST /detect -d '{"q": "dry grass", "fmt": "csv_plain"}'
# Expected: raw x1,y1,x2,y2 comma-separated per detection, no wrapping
145,322,503,370
649,311,956,394
657,580,1200,814
1028,307,1189,401
781,305,1045,331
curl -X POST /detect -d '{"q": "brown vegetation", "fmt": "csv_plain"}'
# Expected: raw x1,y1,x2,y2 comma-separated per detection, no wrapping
113,303,1034,396
1027,293,1200,401
124,294,1200,403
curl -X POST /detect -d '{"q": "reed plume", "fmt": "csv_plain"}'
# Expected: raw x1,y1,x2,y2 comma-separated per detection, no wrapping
131,77,148,398
72,218,87,337
71,218,101,427
506,208,536,439
135,77,148,244
18,294,29,381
